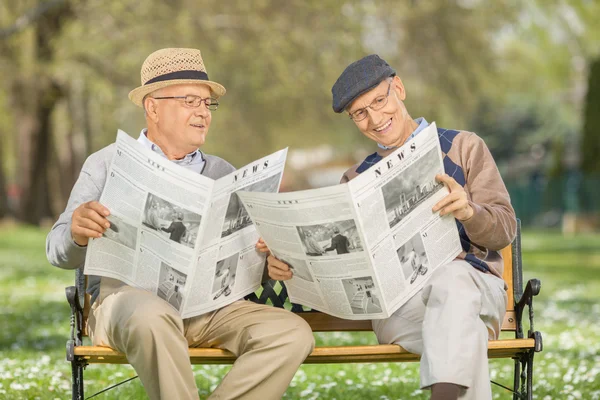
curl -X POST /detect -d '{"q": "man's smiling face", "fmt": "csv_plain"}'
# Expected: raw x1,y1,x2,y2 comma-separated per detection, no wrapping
347,76,414,148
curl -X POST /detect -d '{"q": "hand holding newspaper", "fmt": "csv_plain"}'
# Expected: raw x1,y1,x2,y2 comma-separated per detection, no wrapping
84,130,287,318
238,122,462,320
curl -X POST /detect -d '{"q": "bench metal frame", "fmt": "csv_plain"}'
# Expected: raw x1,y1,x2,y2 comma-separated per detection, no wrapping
66,220,542,400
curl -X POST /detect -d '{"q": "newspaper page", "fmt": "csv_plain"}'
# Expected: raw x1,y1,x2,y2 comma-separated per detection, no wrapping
181,149,287,318
239,183,378,319
346,122,462,315
84,130,287,317
238,122,461,320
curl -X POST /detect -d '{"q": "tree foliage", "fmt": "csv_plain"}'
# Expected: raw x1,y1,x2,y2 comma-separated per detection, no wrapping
0,0,597,223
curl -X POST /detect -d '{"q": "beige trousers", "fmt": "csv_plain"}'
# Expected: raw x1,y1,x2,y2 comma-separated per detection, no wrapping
372,261,507,400
88,278,315,400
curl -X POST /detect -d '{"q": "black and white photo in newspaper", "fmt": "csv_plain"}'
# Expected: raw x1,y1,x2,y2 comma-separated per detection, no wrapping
396,232,429,285
156,261,187,312
381,146,444,230
296,220,364,257
142,192,202,249
211,252,239,301
341,276,383,315
221,173,282,238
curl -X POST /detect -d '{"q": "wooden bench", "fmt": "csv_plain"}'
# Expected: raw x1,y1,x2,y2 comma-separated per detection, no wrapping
66,220,543,400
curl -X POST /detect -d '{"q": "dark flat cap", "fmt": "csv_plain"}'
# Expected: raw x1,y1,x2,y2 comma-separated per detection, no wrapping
332,54,396,113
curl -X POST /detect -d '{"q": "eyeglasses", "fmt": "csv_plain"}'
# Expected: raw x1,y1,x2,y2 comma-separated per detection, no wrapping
348,82,392,122
152,95,219,110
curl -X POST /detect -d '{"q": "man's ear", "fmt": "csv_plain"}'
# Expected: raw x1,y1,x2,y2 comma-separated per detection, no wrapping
392,75,407,101
144,97,159,123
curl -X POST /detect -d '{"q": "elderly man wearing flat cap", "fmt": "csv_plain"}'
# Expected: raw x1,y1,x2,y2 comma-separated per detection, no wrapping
266,55,516,400
47,48,314,400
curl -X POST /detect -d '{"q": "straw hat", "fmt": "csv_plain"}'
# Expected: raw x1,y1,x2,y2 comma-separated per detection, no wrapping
128,48,226,107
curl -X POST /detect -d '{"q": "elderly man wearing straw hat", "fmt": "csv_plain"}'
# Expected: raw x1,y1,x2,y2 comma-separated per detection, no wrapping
263,54,516,400
46,48,314,400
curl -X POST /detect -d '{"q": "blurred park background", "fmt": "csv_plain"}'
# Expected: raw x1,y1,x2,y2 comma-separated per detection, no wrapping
0,0,599,399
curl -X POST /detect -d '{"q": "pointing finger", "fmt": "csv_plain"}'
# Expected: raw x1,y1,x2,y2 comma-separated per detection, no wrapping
435,174,462,191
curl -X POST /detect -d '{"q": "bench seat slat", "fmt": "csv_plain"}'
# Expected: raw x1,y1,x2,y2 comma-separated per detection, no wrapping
74,339,535,365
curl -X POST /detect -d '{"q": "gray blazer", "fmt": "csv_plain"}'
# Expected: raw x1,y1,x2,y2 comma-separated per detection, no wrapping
45,143,236,304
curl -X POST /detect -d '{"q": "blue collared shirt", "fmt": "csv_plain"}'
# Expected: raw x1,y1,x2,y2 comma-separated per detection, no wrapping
137,129,206,174
378,117,429,150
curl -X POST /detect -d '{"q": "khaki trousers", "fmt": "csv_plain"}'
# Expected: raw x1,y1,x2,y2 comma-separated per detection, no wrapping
372,261,507,400
88,278,315,400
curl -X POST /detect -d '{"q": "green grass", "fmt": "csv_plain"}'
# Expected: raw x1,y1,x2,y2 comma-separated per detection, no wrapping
0,225,599,399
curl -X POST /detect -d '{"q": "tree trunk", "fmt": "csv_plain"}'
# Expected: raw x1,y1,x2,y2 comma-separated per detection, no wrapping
19,81,62,224
12,0,73,224
581,57,600,174
0,137,9,218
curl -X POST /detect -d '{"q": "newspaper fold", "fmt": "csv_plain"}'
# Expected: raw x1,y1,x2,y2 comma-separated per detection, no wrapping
84,130,287,318
238,122,462,320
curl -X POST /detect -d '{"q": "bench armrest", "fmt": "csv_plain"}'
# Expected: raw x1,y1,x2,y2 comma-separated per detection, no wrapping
514,278,543,352
66,286,84,361
66,286,83,312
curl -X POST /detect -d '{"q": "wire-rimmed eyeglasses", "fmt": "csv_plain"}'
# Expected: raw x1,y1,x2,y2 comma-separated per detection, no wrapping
152,95,219,110
348,82,392,122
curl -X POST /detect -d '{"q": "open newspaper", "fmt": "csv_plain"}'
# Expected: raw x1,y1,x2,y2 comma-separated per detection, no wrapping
84,130,287,318
238,122,461,320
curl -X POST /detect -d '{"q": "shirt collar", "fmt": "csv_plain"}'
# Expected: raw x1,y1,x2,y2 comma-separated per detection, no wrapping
377,117,429,150
137,129,202,166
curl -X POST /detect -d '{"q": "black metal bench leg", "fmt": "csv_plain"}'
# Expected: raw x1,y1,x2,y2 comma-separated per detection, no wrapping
512,358,521,400
526,350,534,400
66,285,85,400
512,349,534,400
71,358,85,400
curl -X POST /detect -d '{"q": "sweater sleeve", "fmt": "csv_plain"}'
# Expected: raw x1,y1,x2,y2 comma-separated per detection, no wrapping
459,133,517,251
45,152,107,270
339,163,361,184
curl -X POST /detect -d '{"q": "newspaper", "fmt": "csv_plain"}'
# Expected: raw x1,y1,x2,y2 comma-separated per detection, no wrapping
237,122,461,320
84,130,287,318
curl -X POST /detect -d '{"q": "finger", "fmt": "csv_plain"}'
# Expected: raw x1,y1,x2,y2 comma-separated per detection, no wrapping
439,199,469,217
73,217,107,236
255,238,270,253
258,247,271,256
436,174,462,191
438,202,464,217
72,224,104,239
268,262,292,275
268,256,292,272
79,208,111,229
432,192,460,212
434,173,447,184
75,208,110,230
268,260,292,276
86,201,110,217
268,255,290,272
268,266,293,281
256,246,270,253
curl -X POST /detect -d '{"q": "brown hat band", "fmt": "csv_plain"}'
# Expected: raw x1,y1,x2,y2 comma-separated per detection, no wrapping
145,70,209,85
